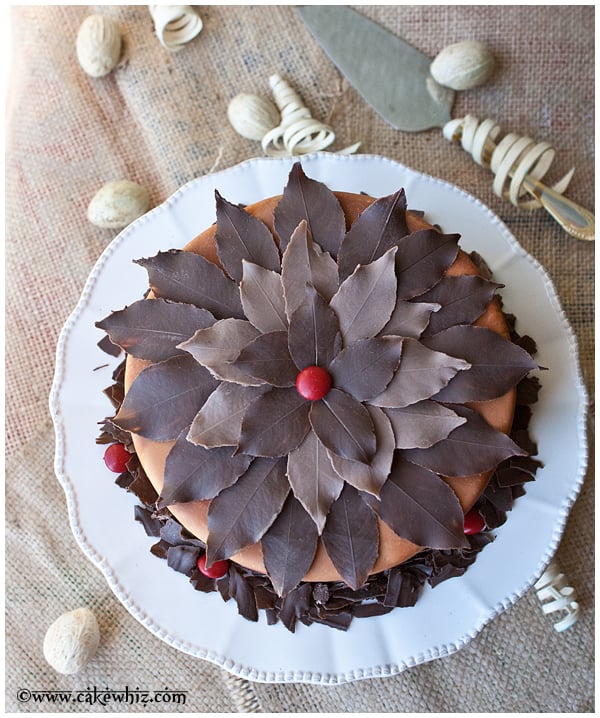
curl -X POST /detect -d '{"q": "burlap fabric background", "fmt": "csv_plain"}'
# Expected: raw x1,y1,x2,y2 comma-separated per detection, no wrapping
6,5,594,713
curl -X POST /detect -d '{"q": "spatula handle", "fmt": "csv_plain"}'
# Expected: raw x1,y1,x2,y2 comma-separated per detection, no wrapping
443,115,595,241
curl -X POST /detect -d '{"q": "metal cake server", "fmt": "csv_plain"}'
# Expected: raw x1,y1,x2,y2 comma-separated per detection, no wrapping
297,5,594,241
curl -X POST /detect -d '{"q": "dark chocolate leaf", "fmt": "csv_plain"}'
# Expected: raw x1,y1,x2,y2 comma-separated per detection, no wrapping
330,247,398,346
96,299,216,363
114,354,218,440
423,326,539,402
233,331,297,387
237,387,310,457
281,220,339,319
187,382,267,448
403,404,527,477
262,494,320,596
287,430,344,532
206,457,290,564
329,337,402,402
158,430,252,507
239,260,287,333
417,275,502,336
214,190,280,281
135,250,244,319
364,454,469,549
321,484,379,590
384,400,466,449
287,285,342,370
337,189,409,281
327,405,395,496
309,388,376,464
380,299,440,338
179,318,262,385
273,162,346,256
371,338,469,409
394,229,460,299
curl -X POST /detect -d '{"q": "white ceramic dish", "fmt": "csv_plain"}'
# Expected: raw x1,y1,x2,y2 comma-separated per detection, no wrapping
50,154,587,684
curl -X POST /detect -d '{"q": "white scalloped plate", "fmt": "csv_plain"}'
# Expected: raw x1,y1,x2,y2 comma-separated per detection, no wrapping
49,154,587,684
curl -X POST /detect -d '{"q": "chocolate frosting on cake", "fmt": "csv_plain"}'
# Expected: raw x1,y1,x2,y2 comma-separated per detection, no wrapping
97,163,539,598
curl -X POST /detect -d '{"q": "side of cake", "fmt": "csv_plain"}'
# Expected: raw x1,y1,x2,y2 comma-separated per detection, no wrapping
96,162,541,631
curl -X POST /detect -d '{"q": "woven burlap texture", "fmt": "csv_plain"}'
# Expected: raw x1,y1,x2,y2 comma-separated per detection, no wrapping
6,5,594,713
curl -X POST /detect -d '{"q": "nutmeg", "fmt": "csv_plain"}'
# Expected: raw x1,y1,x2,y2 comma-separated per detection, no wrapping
430,41,495,91
87,180,150,229
76,14,123,78
43,608,100,675
227,93,280,141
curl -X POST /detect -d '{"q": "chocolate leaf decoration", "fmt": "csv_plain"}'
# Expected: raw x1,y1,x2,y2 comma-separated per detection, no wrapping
287,430,344,533
214,190,280,281
135,250,244,319
417,275,502,336
337,189,409,281
423,326,539,402
206,457,290,564
281,220,339,319
321,484,379,590
158,430,252,507
371,338,469,409
187,382,267,448
113,354,218,440
287,285,342,370
327,405,395,496
380,299,440,338
237,387,310,457
273,162,346,256
329,337,402,402
330,247,398,346
309,388,376,464
240,260,287,334
364,454,469,549
394,229,460,299
384,400,466,449
233,331,297,387
402,404,527,477
262,494,320,596
96,299,215,363
179,318,262,385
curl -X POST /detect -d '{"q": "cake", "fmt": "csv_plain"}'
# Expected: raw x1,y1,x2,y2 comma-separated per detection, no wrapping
96,162,542,631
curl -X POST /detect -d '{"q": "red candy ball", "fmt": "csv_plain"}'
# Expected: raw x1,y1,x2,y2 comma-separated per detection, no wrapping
295,365,332,401
103,442,131,473
463,509,486,535
197,554,229,579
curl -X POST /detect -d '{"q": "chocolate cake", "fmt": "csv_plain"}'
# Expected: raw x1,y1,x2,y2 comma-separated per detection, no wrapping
96,163,542,631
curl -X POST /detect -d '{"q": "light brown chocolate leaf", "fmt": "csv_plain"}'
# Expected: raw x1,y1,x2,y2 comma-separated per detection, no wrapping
187,383,267,448
394,229,460,299
329,337,402,402
240,260,287,334
337,189,409,281
328,405,395,496
262,494,320,596
281,220,339,319
206,457,290,564
287,430,345,533
287,285,342,370
309,388,376,464
273,162,346,256
214,190,280,281
96,299,215,363
380,299,440,338
158,430,252,507
383,400,466,449
237,387,310,457
402,404,527,477
330,247,398,346
364,454,469,549
370,338,470,408
321,484,379,590
233,331,297,387
135,250,244,319
113,354,218,441
178,318,262,385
